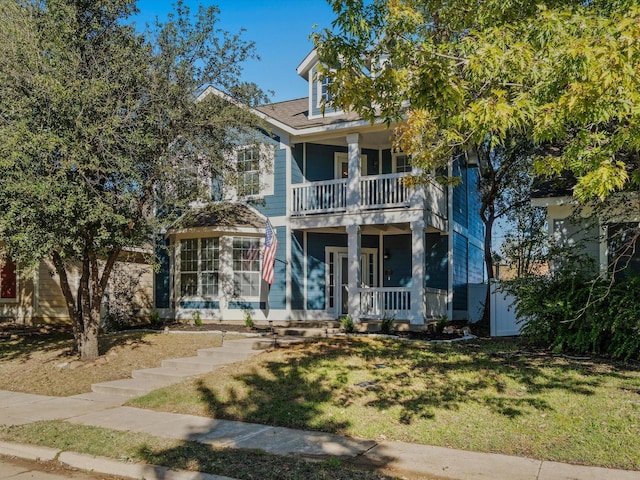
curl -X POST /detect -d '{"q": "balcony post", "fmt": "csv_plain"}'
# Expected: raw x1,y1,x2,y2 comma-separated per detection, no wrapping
346,223,361,323
410,219,426,324
346,134,360,213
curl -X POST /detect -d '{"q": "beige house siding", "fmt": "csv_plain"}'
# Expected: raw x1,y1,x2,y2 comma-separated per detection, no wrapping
0,251,153,326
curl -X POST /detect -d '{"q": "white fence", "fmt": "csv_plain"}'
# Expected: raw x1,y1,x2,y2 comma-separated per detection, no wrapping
490,282,522,336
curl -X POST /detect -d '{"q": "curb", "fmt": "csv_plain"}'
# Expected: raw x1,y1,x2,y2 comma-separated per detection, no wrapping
0,441,237,480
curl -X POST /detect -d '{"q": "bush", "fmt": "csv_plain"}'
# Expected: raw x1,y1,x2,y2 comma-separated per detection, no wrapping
150,310,161,327
244,310,254,329
340,314,354,333
380,314,395,334
192,311,203,327
502,270,640,361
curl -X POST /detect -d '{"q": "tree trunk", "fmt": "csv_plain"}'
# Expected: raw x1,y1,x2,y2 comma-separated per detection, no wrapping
480,213,495,328
51,247,120,361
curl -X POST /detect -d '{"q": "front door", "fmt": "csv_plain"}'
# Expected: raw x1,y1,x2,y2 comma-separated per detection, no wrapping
328,248,378,317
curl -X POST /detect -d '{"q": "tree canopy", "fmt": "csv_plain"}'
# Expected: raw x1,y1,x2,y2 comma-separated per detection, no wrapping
0,0,266,359
315,0,640,202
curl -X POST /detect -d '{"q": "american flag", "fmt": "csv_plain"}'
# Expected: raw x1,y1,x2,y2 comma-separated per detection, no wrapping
262,220,278,284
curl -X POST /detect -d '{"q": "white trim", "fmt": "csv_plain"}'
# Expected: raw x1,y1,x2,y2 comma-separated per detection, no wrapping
325,246,378,317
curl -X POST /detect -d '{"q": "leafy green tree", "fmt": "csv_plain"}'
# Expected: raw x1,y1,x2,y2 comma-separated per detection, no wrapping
0,0,266,360
315,0,640,320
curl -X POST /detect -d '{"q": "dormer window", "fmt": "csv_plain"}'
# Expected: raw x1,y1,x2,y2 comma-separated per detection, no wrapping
318,75,333,108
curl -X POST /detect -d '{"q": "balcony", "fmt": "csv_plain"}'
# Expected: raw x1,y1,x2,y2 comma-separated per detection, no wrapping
291,173,446,217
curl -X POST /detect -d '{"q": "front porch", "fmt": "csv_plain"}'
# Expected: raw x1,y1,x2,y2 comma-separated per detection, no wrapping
298,221,450,325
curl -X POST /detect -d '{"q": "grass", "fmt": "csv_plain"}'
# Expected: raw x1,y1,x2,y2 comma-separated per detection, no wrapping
128,337,640,471
0,329,243,396
0,421,416,480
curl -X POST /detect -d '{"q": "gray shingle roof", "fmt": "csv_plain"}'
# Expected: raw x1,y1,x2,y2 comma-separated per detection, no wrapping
256,98,361,130
171,203,264,230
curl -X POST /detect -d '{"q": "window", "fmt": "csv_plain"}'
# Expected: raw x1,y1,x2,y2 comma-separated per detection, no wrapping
0,257,17,301
393,154,412,173
237,147,260,197
608,223,640,278
179,238,219,298
232,237,261,298
318,75,333,107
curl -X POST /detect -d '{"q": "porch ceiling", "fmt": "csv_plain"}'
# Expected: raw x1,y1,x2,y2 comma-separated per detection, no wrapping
295,223,411,235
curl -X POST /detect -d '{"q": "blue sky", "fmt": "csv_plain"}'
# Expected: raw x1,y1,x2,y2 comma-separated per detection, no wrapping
134,0,336,103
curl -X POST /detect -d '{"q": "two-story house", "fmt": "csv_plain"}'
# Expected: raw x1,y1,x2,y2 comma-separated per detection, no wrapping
153,50,485,327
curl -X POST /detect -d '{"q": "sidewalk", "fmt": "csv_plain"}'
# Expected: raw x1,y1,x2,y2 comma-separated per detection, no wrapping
1,338,639,480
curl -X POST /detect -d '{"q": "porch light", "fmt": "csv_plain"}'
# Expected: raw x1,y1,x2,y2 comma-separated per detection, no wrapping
384,248,391,260
385,268,393,281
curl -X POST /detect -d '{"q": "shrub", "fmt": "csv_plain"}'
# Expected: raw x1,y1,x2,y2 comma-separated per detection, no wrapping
192,311,203,327
149,310,161,327
244,310,254,329
502,269,640,360
380,314,395,334
340,314,354,333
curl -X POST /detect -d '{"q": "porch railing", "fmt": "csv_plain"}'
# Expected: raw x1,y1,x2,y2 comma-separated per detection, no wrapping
291,178,347,215
359,287,411,319
359,286,448,320
291,173,412,216
360,173,410,210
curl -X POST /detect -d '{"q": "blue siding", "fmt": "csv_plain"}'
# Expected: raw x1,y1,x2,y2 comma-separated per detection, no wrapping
362,148,379,175
469,243,484,284
229,301,266,310
252,146,286,217
266,226,287,309
467,167,484,241
453,232,468,311
382,235,411,287
306,143,347,181
180,301,220,309
291,232,304,310
310,64,338,118
453,157,468,228
292,143,304,184
425,233,448,290
154,238,171,309
381,149,392,174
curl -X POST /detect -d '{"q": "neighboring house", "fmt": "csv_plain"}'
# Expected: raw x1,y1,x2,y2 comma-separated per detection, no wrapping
531,178,640,278
0,243,153,325
154,50,485,325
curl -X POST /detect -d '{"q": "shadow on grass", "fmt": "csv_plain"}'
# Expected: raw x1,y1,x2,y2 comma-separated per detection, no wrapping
0,325,154,362
181,337,640,433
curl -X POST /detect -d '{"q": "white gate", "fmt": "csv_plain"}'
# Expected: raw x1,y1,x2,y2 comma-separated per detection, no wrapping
490,281,522,336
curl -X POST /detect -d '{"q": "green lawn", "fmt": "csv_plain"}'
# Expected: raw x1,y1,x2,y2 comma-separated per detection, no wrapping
130,337,640,470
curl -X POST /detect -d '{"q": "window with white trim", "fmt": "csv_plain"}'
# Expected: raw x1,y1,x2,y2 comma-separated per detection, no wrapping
237,146,260,197
179,238,219,298
0,257,17,301
393,154,412,173
318,75,333,107
232,237,261,298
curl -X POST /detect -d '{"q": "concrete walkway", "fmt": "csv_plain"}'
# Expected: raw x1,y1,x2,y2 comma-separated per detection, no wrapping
1,337,639,480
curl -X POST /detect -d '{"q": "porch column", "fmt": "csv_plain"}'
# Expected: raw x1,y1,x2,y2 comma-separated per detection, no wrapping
346,134,361,213
410,219,426,324
346,223,361,323
219,236,233,313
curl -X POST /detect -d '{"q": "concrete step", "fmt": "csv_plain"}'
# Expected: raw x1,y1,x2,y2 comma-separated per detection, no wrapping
91,377,175,397
131,367,202,383
195,348,256,361
273,327,332,337
253,337,307,350
161,356,244,372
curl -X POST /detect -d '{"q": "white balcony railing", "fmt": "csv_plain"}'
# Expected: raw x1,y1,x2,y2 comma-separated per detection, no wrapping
360,173,410,209
359,287,448,320
291,178,347,215
291,173,447,218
